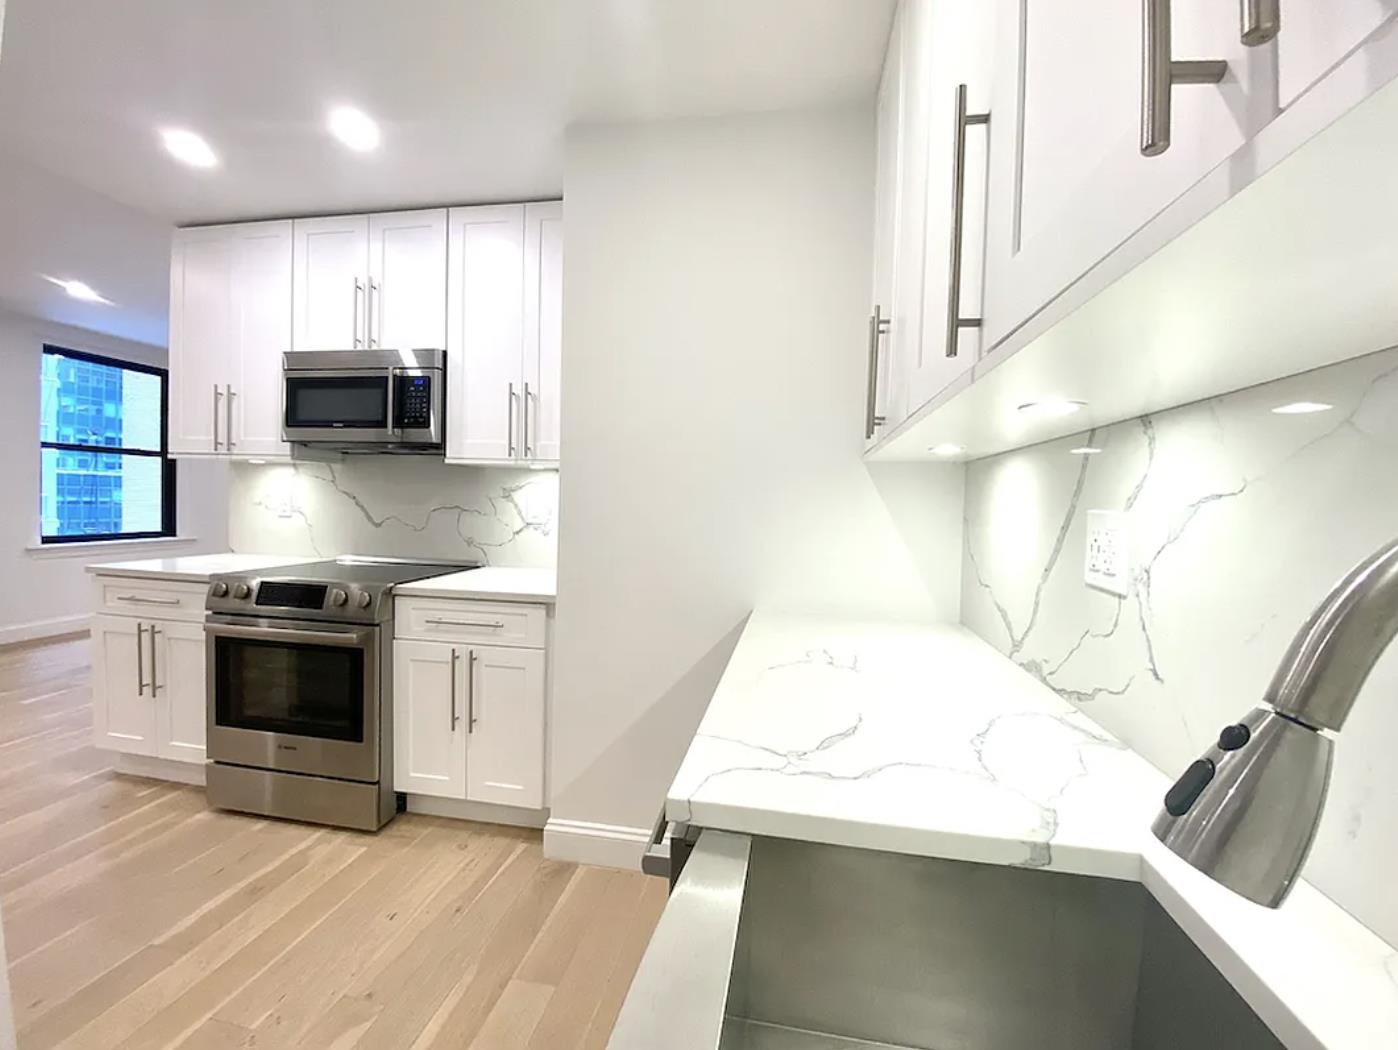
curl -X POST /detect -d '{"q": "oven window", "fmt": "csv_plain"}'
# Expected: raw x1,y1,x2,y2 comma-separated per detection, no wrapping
214,636,365,742
285,376,388,428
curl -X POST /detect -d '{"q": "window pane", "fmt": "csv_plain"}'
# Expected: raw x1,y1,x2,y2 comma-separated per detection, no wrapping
40,352,162,451
39,450,164,538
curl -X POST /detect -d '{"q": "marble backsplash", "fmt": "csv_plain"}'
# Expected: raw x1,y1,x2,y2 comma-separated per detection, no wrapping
962,345,1398,949
228,457,559,567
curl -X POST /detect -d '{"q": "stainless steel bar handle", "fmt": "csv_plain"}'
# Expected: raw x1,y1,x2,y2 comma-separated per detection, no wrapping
212,385,223,451
148,625,161,694
864,306,890,440
135,623,146,697
367,279,378,348
450,647,459,729
225,384,236,450
507,383,518,457
1241,0,1280,45
1142,0,1228,157
352,278,364,347
117,594,182,606
946,84,990,359
425,617,505,629
467,649,477,732
522,382,533,458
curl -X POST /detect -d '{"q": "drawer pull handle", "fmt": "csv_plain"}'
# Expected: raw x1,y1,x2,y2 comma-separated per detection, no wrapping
1141,0,1228,157
1240,0,1279,46
425,618,505,629
117,595,183,606
945,83,990,358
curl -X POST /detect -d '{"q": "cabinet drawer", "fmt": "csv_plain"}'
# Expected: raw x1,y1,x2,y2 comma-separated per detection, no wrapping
96,577,209,623
395,597,546,648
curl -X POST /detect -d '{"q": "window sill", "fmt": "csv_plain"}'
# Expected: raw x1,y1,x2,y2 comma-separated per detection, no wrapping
24,536,201,560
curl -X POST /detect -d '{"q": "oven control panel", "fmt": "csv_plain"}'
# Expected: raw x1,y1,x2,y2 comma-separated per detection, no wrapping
256,582,329,609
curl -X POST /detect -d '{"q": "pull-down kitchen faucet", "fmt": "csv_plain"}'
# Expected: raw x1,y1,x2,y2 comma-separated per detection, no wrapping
1152,536,1398,906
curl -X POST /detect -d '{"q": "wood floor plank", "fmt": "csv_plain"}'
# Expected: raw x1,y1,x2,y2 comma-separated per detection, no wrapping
0,634,665,1050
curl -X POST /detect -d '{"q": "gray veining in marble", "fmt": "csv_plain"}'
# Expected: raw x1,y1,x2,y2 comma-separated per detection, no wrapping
962,344,1398,949
228,458,558,567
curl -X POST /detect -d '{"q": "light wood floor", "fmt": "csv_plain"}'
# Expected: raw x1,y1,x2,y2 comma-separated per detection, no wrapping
0,635,666,1050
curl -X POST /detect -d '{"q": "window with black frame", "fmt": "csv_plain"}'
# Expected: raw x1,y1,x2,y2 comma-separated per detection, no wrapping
38,345,177,543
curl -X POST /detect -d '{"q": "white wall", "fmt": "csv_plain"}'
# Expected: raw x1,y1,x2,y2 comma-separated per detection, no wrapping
962,345,1398,949
0,310,229,643
546,107,965,864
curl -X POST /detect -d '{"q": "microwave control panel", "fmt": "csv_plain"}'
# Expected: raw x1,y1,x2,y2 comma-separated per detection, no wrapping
396,374,434,430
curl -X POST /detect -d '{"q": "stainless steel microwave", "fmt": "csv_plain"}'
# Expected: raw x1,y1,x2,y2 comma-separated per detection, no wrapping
282,349,445,452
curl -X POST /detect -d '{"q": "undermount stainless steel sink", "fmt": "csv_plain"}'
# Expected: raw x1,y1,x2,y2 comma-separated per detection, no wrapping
610,831,1285,1050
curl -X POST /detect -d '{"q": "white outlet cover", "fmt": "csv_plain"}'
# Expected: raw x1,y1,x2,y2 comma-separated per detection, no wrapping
1085,509,1131,597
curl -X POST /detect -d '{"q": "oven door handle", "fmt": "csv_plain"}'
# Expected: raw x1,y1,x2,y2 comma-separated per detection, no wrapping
204,621,376,648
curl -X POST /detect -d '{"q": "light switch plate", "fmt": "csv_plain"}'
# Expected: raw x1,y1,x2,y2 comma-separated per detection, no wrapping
1085,510,1131,596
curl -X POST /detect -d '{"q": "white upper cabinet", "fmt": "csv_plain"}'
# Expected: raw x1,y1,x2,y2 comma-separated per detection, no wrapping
169,228,233,456
982,0,1276,348
292,215,369,351
523,202,563,464
367,209,448,350
229,221,292,458
910,0,995,409
447,204,526,464
1280,3,1398,108
866,7,903,450
170,223,290,460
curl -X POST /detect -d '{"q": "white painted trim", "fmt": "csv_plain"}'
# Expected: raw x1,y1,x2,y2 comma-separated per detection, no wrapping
543,818,651,871
25,535,200,559
405,795,547,829
113,753,207,786
0,614,90,647
0,899,15,1050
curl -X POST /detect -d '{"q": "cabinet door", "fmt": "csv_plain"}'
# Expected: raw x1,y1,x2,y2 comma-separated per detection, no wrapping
522,202,563,464
910,0,995,406
1280,3,1398,108
866,3,904,450
169,227,233,456
292,215,369,351
154,620,207,763
983,0,1275,347
393,640,467,799
230,221,293,459
368,209,448,351
446,205,525,463
91,615,157,756
465,646,545,809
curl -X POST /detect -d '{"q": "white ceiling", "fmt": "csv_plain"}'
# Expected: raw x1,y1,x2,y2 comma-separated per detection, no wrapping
0,0,894,345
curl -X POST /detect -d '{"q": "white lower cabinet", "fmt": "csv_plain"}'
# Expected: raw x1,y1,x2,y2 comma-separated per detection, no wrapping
393,599,548,810
91,612,207,764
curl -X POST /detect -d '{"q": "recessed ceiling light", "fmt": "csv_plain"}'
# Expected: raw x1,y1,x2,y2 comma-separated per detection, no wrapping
40,275,113,305
929,443,965,457
328,106,381,152
1271,401,1333,415
1018,399,1086,419
160,128,219,169
1069,446,1102,455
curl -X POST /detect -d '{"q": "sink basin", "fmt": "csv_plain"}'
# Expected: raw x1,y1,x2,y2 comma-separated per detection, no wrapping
610,831,1285,1050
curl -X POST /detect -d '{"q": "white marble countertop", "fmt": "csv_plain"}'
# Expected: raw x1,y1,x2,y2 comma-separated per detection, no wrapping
394,566,556,603
85,552,311,582
667,611,1398,1050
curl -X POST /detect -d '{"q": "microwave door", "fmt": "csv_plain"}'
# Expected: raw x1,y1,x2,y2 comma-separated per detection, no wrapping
283,371,394,444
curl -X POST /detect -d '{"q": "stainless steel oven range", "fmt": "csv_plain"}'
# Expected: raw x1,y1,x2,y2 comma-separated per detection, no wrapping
204,557,474,830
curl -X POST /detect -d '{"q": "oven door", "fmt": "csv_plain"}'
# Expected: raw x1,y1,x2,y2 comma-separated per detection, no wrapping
206,616,380,782
282,368,395,444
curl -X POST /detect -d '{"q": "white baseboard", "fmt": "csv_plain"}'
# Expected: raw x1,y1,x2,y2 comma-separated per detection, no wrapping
405,795,548,829
543,818,652,871
113,753,207,787
0,614,90,647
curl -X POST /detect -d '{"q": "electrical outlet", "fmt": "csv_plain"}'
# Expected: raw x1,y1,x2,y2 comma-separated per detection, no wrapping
1085,510,1130,596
